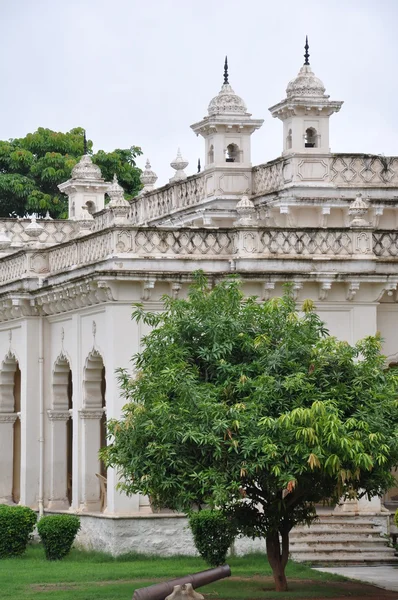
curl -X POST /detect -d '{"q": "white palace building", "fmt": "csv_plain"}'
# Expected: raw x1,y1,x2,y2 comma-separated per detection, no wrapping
0,43,397,561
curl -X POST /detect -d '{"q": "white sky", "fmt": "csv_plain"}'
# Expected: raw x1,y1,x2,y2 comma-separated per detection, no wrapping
1,0,397,187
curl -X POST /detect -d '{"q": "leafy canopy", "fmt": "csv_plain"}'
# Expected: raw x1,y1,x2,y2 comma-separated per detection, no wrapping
104,274,398,539
0,127,142,218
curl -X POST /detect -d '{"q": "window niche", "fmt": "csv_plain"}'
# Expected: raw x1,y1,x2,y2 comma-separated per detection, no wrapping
208,144,214,164
225,143,240,163
286,129,292,150
305,127,317,148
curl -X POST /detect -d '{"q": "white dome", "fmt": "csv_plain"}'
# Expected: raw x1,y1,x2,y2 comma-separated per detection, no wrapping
208,83,248,116
286,65,327,99
71,154,103,180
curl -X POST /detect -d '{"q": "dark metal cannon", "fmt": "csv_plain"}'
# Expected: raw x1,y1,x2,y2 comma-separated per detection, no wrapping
132,564,231,600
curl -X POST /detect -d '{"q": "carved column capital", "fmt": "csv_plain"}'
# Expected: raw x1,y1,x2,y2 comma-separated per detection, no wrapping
47,410,71,421
79,408,104,420
0,412,18,423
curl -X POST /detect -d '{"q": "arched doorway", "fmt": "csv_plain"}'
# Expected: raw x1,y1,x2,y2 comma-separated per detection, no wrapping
12,365,21,503
81,351,106,512
384,362,398,509
0,354,20,504
48,355,72,509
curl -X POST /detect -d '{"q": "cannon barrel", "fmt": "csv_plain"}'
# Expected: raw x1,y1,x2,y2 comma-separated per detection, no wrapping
132,565,231,600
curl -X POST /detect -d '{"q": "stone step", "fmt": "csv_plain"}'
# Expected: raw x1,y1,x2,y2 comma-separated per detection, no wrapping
291,526,380,535
290,533,387,545
291,553,398,566
291,544,393,553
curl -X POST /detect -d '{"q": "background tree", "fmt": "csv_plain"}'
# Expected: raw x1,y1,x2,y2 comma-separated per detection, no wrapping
0,127,142,218
103,274,398,592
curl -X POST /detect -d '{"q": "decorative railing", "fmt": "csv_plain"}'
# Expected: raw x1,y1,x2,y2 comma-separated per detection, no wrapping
0,252,28,284
1,227,398,286
0,218,79,246
330,155,398,186
130,172,206,225
252,159,285,196
252,154,398,197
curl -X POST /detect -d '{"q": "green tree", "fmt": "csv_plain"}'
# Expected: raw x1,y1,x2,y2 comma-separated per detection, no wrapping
103,274,398,592
0,127,142,218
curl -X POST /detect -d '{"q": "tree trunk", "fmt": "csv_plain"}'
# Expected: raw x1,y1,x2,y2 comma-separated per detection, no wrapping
266,532,288,592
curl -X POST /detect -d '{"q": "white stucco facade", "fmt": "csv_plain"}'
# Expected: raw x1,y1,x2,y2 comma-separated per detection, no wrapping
0,46,397,554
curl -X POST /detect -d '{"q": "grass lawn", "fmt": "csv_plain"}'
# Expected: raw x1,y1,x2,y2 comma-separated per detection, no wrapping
0,546,395,600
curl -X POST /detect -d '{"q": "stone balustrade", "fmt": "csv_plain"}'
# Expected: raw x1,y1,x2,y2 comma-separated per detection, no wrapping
253,154,398,196
129,172,207,225
0,218,79,246
0,226,397,286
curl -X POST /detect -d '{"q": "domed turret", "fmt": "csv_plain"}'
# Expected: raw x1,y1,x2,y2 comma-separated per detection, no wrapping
191,57,263,170
58,131,109,219
286,65,326,99
71,154,103,181
207,61,249,116
269,37,343,156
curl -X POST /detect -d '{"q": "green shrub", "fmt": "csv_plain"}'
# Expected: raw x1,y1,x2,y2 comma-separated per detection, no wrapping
395,508,398,527
188,509,236,567
37,514,80,560
0,504,37,558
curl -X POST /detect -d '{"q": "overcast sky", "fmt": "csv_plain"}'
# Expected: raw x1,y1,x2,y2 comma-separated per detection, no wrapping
1,0,397,186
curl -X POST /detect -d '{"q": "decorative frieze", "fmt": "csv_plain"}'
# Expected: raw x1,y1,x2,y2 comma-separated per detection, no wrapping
47,410,70,421
0,412,18,423
79,408,104,420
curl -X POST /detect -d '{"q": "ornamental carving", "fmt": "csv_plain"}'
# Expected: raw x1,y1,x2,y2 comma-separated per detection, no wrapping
47,410,70,421
79,408,104,420
30,253,49,274
0,412,18,423
330,156,398,187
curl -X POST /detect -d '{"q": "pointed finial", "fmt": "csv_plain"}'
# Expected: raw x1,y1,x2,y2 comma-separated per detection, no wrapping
304,36,310,65
223,56,229,84
197,158,201,174
83,130,88,155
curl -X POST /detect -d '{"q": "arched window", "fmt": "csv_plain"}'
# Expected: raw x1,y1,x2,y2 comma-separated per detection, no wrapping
81,351,106,512
226,143,240,163
66,370,73,506
0,354,20,504
85,200,96,215
286,129,292,150
12,366,21,504
305,127,317,148
383,362,398,508
208,145,214,164
48,355,72,510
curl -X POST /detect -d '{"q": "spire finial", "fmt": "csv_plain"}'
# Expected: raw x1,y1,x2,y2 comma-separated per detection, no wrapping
83,130,88,155
304,35,310,65
223,56,229,84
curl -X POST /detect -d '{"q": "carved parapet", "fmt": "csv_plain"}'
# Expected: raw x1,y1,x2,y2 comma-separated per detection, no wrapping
352,229,374,256
330,155,398,187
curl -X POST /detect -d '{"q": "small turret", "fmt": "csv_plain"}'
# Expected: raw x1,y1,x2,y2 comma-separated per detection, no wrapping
269,38,343,156
58,133,109,219
191,57,263,169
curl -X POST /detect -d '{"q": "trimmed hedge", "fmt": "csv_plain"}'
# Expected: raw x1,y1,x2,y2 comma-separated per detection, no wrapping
188,509,236,567
37,514,80,560
0,504,37,558
395,508,398,527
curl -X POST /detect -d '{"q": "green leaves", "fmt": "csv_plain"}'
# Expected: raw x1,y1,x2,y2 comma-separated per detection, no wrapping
0,127,142,218
104,273,398,541
0,505,37,558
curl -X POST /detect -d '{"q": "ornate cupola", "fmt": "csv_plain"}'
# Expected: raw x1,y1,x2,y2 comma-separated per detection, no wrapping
191,58,263,169
269,38,343,156
58,133,109,219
